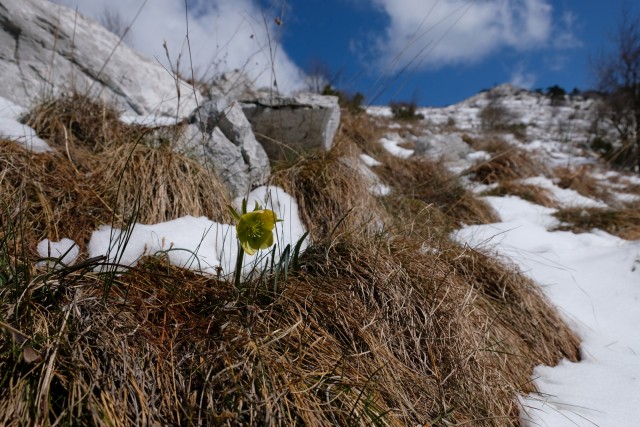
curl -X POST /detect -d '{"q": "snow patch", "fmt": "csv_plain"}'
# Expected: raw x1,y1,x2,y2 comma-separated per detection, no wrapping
379,134,413,158
87,186,307,279
37,238,79,268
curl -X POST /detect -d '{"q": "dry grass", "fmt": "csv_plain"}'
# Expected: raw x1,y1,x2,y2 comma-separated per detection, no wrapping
485,181,558,208
465,138,548,185
553,206,640,240
270,111,396,242
25,94,145,163
376,155,499,229
94,142,232,224
0,140,111,251
338,112,498,231
270,136,388,242
0,231,579,426
4,95,231,252
553,165,611,206
0,96,582,426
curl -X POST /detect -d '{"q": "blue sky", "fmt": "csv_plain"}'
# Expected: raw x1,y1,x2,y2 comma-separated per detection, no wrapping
280,0,629,106
55,0,633,106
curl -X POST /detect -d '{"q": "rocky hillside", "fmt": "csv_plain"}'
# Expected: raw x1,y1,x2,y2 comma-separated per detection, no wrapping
0,1,639,426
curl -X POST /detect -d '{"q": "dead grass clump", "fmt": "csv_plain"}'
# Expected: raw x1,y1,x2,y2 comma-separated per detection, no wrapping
0,140,111,250
339,110,388,159
554,165,612,206
270,139,387,241
26,94,136,148
376,155,499,228
468,144,548,185
94,142,232,224
24,94,147,167
553,207,640,240
442,244,580,415
464,136,548,185
486,181,558,208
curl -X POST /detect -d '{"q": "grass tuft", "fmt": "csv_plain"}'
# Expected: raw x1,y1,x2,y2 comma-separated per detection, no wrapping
465,138,547,185
553,206,640,240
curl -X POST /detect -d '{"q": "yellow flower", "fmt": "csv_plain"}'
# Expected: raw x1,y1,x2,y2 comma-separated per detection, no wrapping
229,201,281,256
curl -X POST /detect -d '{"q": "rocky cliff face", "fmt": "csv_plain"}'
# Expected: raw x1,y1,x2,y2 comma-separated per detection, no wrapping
0,0,198,116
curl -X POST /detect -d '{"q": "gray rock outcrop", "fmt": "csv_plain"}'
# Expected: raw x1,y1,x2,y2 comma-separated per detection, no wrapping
414,132,473,166
182,98,270,197
0,0,199,116
240,93,340,161
205,71,259,101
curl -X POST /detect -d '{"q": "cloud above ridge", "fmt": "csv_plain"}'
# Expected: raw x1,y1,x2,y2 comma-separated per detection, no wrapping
368,0,571,73
51,0,306,93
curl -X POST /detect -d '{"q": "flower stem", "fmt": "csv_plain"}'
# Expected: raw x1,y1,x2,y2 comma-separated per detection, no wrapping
234,242,244,289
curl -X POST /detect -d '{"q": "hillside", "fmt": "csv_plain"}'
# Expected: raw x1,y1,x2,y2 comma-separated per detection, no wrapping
1,2,640,426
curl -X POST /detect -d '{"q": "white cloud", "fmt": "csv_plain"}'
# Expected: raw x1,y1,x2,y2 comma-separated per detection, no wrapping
510,62,537,89
51,0,306,93
370,0,559,73
553,10,582,49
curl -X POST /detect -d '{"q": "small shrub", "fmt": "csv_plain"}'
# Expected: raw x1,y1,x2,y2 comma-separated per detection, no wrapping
546,84,567,106
389,100,424,121
322,85,364,113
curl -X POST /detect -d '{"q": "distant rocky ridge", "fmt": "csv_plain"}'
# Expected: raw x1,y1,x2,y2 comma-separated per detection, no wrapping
0,0,199,116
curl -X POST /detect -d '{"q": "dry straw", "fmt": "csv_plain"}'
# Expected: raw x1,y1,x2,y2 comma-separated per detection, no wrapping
465,137,548,185
554,206,640,240
486,181,558,208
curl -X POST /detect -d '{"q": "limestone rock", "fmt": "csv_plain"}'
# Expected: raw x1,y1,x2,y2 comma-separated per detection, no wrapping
414,132,473,166
0,0,199,116
240,93,340,161
206,71,259,101
184,99,270,197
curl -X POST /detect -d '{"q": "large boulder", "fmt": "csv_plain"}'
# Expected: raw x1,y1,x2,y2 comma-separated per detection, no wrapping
0,0,198,116
182,98,270,197
240,93,340,161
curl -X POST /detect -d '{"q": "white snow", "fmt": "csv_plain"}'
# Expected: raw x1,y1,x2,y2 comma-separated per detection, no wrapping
454,195,640,426
379,133,414,158
37,238,79,268
87,186,307,279
120,114,183,127
0,96,52,153
613,192,640,203
360,153,382,167
467,150,491,163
